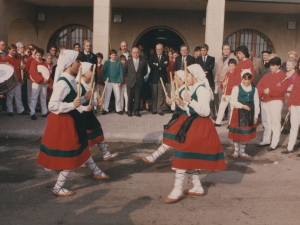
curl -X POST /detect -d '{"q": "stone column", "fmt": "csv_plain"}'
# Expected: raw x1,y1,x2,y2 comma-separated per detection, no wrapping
93,0,111,61
205,0,226,59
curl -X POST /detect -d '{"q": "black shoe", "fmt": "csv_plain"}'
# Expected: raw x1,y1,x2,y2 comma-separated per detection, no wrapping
36,108,41,113
267,146,277,151
222,117,228,121
94,110,97,114
214,123,221,127
128,112,132,117
31,114,37,120
152,111,157,115
281,149,297,154
134,112,141,117
18,111,29,115
256,143,270,147
7,112,14,117
117,111,123,115
211,116,217,120
159,112,164,116
102,110,108,115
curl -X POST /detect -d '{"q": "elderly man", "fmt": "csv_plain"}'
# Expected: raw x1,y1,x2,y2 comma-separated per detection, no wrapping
125,47,148,117
173,45,194,71
148,43,169,116
117,41,132,60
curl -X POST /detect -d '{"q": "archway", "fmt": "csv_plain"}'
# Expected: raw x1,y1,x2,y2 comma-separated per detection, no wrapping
8,19,37,46
133,27,187,57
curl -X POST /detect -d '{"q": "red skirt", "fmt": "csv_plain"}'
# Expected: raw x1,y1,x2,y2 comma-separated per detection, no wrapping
37,113,91,170
87,127,105,146
228,108,256,142
171,117,226,171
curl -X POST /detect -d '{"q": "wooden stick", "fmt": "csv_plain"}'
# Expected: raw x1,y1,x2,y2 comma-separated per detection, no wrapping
184,61,188,92
100,78,109,102
175,72,179,95
170,72,174,96
77,67,82,98
160,78,168,98
89,82,96,106
92,64,96,82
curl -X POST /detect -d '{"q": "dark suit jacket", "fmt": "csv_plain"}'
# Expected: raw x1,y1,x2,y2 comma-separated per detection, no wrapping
148,53,169,84
125,57,148,88
78,51,98,82
173,54,195,71
196,55,215,87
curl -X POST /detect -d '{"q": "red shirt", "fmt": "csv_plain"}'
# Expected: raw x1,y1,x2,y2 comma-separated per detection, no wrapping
288,74,300,106
256,70,288,102
29,60,48,84
2,55,22,82
166,59,175,83
233,58,255,86
220,70,236,95
97,64,104,85
26,56,35,79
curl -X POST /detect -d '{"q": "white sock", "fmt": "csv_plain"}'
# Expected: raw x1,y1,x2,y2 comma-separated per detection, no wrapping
97,141,110,156
234,141,240,154
186,170,204,193
168,169,186,199
146,144,170,162
85,156,106,176
239,143,246,155
53,170,73,194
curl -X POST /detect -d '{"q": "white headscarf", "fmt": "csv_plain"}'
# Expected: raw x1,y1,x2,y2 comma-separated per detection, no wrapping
175,70,185,81
187,64,214,100
53,50,79,84
76,62,92,82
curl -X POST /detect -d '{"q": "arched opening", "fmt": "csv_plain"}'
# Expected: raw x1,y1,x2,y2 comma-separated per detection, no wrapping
48,24,93,51
133,27,187,56
8,19,37,46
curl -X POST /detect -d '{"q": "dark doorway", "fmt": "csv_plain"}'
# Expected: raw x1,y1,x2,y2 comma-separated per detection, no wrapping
134,27,186,58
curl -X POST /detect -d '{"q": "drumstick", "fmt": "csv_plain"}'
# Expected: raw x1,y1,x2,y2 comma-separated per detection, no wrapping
77,67,82,98
89,82,96,106
100,78,109,102
160,78,168,98
175,72,179,95
184,61,188,92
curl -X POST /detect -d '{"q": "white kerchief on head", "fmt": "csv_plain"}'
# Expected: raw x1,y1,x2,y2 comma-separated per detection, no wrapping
54,50,79,84
241,68,252,78
76,62,92,82
176,70,185,81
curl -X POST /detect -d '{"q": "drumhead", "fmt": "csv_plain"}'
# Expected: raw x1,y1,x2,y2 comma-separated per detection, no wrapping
0,63,14,82
37,65,50,80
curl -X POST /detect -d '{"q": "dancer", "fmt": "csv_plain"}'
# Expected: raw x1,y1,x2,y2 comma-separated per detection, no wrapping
228,70,260,158
37,50,109,197
142,70,189,164
165,64,226,203
77,62,119,162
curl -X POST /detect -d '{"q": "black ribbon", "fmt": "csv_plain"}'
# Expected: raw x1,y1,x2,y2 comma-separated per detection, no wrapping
175,114,199,143
163,108,183,130
82,111,101,130
238,101,254,127
68,109,87,144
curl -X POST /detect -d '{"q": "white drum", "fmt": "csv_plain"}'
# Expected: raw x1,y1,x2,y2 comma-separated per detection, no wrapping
0,62,17,94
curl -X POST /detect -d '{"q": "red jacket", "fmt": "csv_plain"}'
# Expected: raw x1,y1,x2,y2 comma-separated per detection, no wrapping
166,59,175,83
29,60,48,84
220,70,236,95
256,70,288,102
233,58,255,86
288,74,300,107
2,55,22,82
26,56,35,79
97,64,104,85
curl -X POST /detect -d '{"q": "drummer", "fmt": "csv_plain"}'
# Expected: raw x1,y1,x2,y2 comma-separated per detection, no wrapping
2,44,29,116
29,48,51,120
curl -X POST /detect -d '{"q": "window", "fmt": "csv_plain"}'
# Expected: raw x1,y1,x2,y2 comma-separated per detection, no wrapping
48,24,93,51
224,29,274,58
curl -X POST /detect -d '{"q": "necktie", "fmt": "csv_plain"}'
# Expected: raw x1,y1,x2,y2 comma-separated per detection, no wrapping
158,55,161,62
181,57,185,70
203,57,206,64
134,59,138,71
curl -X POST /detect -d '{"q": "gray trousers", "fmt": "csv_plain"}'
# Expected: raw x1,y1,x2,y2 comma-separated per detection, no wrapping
151,82,165,113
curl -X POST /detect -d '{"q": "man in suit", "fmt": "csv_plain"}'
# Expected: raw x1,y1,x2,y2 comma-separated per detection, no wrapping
173,45,194,71
262,50,271,75
148,43,169,116
125,47,148,117
249,51,264,86
117,41,132,60
78,40,97,78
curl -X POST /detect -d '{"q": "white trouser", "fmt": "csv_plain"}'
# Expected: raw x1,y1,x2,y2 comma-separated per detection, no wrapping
27,80,32,107
30,83,48,115
287,105,300,150
120,84,128,112
6,82,24,114
215,95,232,124
217,81,223,104
261,100,283,148
103,82,121,112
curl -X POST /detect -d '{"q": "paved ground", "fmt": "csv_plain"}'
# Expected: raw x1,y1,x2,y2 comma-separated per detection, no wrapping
0,139,300,225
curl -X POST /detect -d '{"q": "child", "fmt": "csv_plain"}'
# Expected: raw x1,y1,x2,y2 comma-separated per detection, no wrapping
102,49,123,115
96,52,104,112
215,58,237,126
77,62,119,162
142,70,190,163
119,55,128,113
29,48,50,120
256,57,288,150
165,64,226,203
36,50,109,197
228,70,260,158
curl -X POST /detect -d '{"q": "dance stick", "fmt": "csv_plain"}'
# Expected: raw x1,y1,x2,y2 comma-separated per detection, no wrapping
77,67,82,98
160,78,168,98
100,78,109,102
170,72,175,96
175,72,179,95
89,82,96,106
184,61,188,92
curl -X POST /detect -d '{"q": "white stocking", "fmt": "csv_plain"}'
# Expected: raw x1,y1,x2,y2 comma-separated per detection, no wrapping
85,156,106,176
234,141,240,154
240,143,246,154
53,170,73,194
186,170,204,193
145,144,170,163
97,141,117,160
168,169,186,199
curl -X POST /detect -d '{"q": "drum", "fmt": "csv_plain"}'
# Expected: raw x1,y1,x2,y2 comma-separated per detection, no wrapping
37,65,50,80
0,63,17,94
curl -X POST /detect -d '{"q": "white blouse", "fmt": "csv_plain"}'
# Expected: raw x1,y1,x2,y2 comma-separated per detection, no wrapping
188,81,211,117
